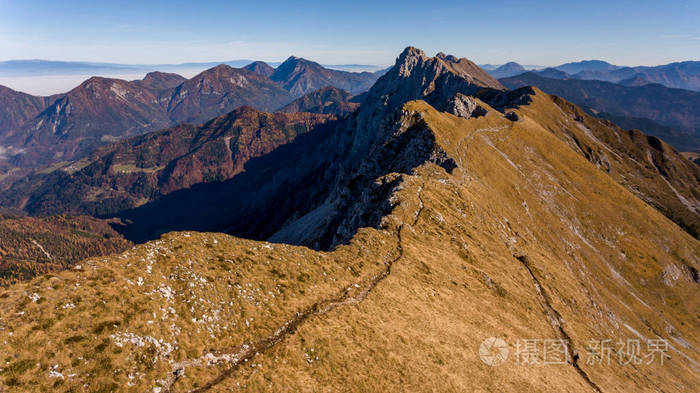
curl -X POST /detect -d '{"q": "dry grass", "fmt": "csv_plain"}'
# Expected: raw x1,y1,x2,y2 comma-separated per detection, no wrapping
0,94,698,392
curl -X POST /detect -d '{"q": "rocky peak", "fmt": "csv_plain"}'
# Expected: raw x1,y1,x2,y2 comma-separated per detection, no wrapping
343,47,505,160
201,63,236,76
370,47,504,108
139,71,186,90
396,47,428,75
242,61,275,78
273,56,322,79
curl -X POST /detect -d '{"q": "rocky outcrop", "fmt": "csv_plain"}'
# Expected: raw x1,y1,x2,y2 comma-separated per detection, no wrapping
505,111,519,121
266,48,501,248
443,93,488,118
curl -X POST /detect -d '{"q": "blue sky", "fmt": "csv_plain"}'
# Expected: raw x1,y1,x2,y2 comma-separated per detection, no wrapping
1,0,699,66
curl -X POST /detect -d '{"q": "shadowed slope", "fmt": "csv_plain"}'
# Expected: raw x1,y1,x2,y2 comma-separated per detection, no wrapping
0,108,333,217
277,86,359,116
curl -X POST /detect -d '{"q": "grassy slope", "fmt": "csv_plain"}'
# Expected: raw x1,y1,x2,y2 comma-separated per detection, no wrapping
0,96,698,392
519,89,700,238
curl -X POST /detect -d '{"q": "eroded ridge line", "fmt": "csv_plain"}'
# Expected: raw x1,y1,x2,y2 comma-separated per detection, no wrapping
161,182,426,393
515,255,603,393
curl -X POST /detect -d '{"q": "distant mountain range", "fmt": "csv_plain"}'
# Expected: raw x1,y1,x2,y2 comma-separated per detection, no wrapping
0,58,382,169
488,62,527,78
500,72,700,151
3,47,697,246
485,59,700,91
0,59,388,77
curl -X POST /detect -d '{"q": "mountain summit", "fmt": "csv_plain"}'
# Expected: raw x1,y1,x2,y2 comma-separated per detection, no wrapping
488,61,527,78
242,61,275,78
270,56,380,96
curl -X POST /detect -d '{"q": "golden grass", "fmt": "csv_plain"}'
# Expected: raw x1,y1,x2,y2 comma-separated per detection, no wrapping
1,94,698,392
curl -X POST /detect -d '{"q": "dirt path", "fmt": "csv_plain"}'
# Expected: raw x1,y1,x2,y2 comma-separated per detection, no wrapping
160,181,425,393
515,254,603,393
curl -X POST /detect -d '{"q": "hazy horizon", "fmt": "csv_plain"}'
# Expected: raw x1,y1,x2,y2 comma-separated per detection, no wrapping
1,1,699,67
1,50,699,96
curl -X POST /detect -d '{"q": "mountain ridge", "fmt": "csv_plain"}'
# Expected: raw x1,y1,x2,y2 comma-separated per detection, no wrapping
500,72,700,150
0,59,381,169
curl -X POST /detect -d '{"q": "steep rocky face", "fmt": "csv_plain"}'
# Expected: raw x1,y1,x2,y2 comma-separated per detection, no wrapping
86,48,503,245
277,86,359,116
443,93,489,119
264,48,505,248
339,47,504,163
270,56,380,96
0,107,333,218
77,47,699,247
242,61,276,78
